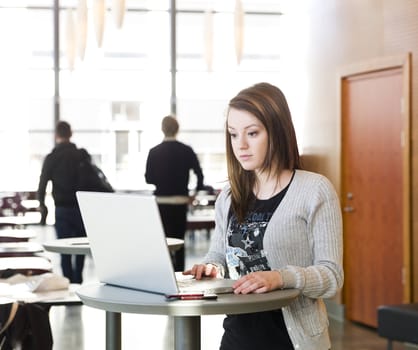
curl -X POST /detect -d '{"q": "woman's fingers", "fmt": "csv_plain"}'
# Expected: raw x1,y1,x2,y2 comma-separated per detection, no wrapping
204,264,217,278
183,264,217,279
233,271,280,294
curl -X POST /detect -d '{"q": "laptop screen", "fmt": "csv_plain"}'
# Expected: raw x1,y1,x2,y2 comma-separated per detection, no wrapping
76,191,180,295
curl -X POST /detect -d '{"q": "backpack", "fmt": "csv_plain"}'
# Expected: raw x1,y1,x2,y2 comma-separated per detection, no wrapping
76,149,114,193
0,301,53,350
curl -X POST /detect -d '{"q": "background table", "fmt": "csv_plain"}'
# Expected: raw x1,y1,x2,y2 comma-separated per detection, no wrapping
43,237,184,255
77,283,300,350
186,214,215,231
0,228,37,242
0,282,82,305
0,241,44,257
0,256,53,276
0,212,41,228
43,237,91,255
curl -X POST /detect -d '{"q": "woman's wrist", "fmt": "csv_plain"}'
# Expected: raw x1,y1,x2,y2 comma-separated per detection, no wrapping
275,270,285,290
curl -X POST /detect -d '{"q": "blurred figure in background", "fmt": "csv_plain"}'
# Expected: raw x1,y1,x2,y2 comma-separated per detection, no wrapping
145,115,205,271
37,121,86,283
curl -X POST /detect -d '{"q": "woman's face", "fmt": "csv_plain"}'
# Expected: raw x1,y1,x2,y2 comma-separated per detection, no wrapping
227,108,268,172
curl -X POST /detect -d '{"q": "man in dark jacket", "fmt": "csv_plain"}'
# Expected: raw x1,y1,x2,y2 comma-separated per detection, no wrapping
145,115,204,271
37,121,86,283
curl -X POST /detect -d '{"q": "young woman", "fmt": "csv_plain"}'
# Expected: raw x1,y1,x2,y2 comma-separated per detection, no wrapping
184,82,343,349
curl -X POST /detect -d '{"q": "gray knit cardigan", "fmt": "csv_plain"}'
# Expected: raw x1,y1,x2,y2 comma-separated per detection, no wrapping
203,169,344,349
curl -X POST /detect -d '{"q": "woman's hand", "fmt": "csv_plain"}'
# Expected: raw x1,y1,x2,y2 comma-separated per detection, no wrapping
233,271,283,294
182,264,218,280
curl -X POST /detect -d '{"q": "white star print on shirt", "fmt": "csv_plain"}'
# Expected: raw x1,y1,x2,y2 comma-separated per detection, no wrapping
241,236,254,249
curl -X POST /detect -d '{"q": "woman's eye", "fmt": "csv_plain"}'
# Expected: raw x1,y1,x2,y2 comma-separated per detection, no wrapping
229,132,237,139
248,131,258,137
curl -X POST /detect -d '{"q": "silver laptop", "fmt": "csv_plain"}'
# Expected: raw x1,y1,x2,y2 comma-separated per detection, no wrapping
76,191,234,296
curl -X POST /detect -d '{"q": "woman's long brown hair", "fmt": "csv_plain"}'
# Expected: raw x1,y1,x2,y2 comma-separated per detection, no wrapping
226,82,301,223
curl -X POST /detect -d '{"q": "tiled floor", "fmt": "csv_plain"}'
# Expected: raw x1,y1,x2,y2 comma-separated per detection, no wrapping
30,225,406,349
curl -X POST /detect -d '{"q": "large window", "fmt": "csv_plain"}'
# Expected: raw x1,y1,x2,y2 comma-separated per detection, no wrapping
0,5,54,190
0,0,287,192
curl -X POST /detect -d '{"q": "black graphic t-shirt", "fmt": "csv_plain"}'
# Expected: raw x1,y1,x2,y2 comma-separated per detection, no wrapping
226,185,290,280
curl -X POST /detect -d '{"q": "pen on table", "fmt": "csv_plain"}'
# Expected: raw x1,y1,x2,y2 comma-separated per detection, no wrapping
165,293,217,301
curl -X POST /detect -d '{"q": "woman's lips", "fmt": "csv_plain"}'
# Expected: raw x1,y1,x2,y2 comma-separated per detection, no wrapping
239,154,251,161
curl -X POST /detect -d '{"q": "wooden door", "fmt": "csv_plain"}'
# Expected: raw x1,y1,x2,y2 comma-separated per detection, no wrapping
341,56,411,327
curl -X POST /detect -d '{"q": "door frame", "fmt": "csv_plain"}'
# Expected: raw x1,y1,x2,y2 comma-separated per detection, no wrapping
338,53,412,302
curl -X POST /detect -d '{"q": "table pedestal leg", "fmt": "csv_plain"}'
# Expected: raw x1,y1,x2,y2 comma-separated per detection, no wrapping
106,311,121,350
174,316,201,350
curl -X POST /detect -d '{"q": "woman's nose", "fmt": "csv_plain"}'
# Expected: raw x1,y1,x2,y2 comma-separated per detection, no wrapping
238,136,248,149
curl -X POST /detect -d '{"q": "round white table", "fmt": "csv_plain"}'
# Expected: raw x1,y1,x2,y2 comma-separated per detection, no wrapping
77,283,300,350
43,237,184,255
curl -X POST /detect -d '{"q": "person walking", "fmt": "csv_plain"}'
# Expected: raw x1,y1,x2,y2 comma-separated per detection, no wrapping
37,121,87,284
145,115,205,271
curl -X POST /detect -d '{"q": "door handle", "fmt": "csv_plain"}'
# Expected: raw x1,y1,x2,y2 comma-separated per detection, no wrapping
343,206,354,213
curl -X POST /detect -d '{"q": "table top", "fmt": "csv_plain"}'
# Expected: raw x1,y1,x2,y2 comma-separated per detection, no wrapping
0,213,41,226
43,237,91,255
187,208,215,221
0,256,52,272
43,237,184,255
77,282,300,317
0,229,37,241
187,215,214,223
0,283,81,305
165,237,184,251
186,211,215,231
0,242,44,254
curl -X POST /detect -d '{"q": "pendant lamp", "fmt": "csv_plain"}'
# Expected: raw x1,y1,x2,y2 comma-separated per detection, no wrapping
93,0,106,47
65,8,76,71
204,9,214,71
112,0,126,29
76,0,88,60
234,0,244,65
